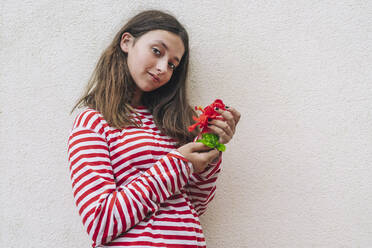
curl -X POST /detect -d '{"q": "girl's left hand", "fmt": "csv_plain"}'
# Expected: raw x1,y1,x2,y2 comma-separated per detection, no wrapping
207,106,241,144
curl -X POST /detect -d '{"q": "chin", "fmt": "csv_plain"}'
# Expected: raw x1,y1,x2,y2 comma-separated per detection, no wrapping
139,85,157,92
142,83,156,90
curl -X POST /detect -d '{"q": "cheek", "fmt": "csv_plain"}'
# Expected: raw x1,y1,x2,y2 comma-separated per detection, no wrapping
161,72,174,85
127,54,137,74
129,50,148,71
138,50,153,68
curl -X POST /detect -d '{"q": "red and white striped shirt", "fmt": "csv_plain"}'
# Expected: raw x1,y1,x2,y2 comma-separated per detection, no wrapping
67,107,222,247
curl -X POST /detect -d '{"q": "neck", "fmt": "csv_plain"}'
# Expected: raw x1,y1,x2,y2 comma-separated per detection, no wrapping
131,88,143,107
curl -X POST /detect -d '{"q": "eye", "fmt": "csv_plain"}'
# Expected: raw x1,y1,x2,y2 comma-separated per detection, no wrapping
169,63,176,70
152,47,161,55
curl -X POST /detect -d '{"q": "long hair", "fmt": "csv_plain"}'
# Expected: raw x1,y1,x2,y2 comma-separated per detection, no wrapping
71,10,198,146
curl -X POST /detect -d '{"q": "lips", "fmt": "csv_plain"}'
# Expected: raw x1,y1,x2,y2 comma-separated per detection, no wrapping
148,72,160,82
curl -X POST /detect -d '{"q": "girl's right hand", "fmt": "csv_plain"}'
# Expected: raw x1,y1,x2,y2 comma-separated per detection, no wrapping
177,142,220,174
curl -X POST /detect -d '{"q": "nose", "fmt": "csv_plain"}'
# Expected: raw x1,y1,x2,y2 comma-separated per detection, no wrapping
156,59,168,74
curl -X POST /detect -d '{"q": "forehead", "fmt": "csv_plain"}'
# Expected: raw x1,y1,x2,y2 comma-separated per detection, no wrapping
139,30,185,58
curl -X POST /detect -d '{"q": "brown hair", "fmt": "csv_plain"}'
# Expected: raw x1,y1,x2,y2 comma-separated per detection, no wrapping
71,10,198,145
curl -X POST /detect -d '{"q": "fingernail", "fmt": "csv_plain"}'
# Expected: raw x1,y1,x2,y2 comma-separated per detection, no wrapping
225,106,230,109
215,107,219,110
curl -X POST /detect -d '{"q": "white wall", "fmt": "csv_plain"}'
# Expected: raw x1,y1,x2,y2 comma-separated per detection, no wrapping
1,0,371,247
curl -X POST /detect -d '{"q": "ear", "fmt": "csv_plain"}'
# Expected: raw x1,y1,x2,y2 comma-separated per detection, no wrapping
120,32,134,53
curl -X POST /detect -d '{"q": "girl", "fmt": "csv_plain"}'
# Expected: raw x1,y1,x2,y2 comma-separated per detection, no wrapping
68,10,240,248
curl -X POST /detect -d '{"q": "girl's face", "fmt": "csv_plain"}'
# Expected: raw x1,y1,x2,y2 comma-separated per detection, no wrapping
120,30,185,94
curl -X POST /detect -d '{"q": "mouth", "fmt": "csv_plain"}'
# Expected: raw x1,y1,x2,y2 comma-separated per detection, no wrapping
148,72,160,83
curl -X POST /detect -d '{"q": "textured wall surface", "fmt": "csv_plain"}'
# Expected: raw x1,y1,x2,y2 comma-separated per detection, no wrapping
1,0,372,247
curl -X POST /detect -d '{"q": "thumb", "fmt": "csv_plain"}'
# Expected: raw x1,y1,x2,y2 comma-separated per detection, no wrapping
190,142,214,152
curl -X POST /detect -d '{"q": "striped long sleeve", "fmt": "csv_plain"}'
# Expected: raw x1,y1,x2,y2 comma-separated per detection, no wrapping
68,117,193,246
185,154,222,216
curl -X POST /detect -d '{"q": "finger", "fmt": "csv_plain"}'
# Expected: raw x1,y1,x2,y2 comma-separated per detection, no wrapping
208,149,220,162
208,119,234,137
207,124,231,144
201,148,220,163
225,106,241,125
213,108,236,133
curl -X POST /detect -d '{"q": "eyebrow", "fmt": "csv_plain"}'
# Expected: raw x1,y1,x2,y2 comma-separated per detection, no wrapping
154,40,181,63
